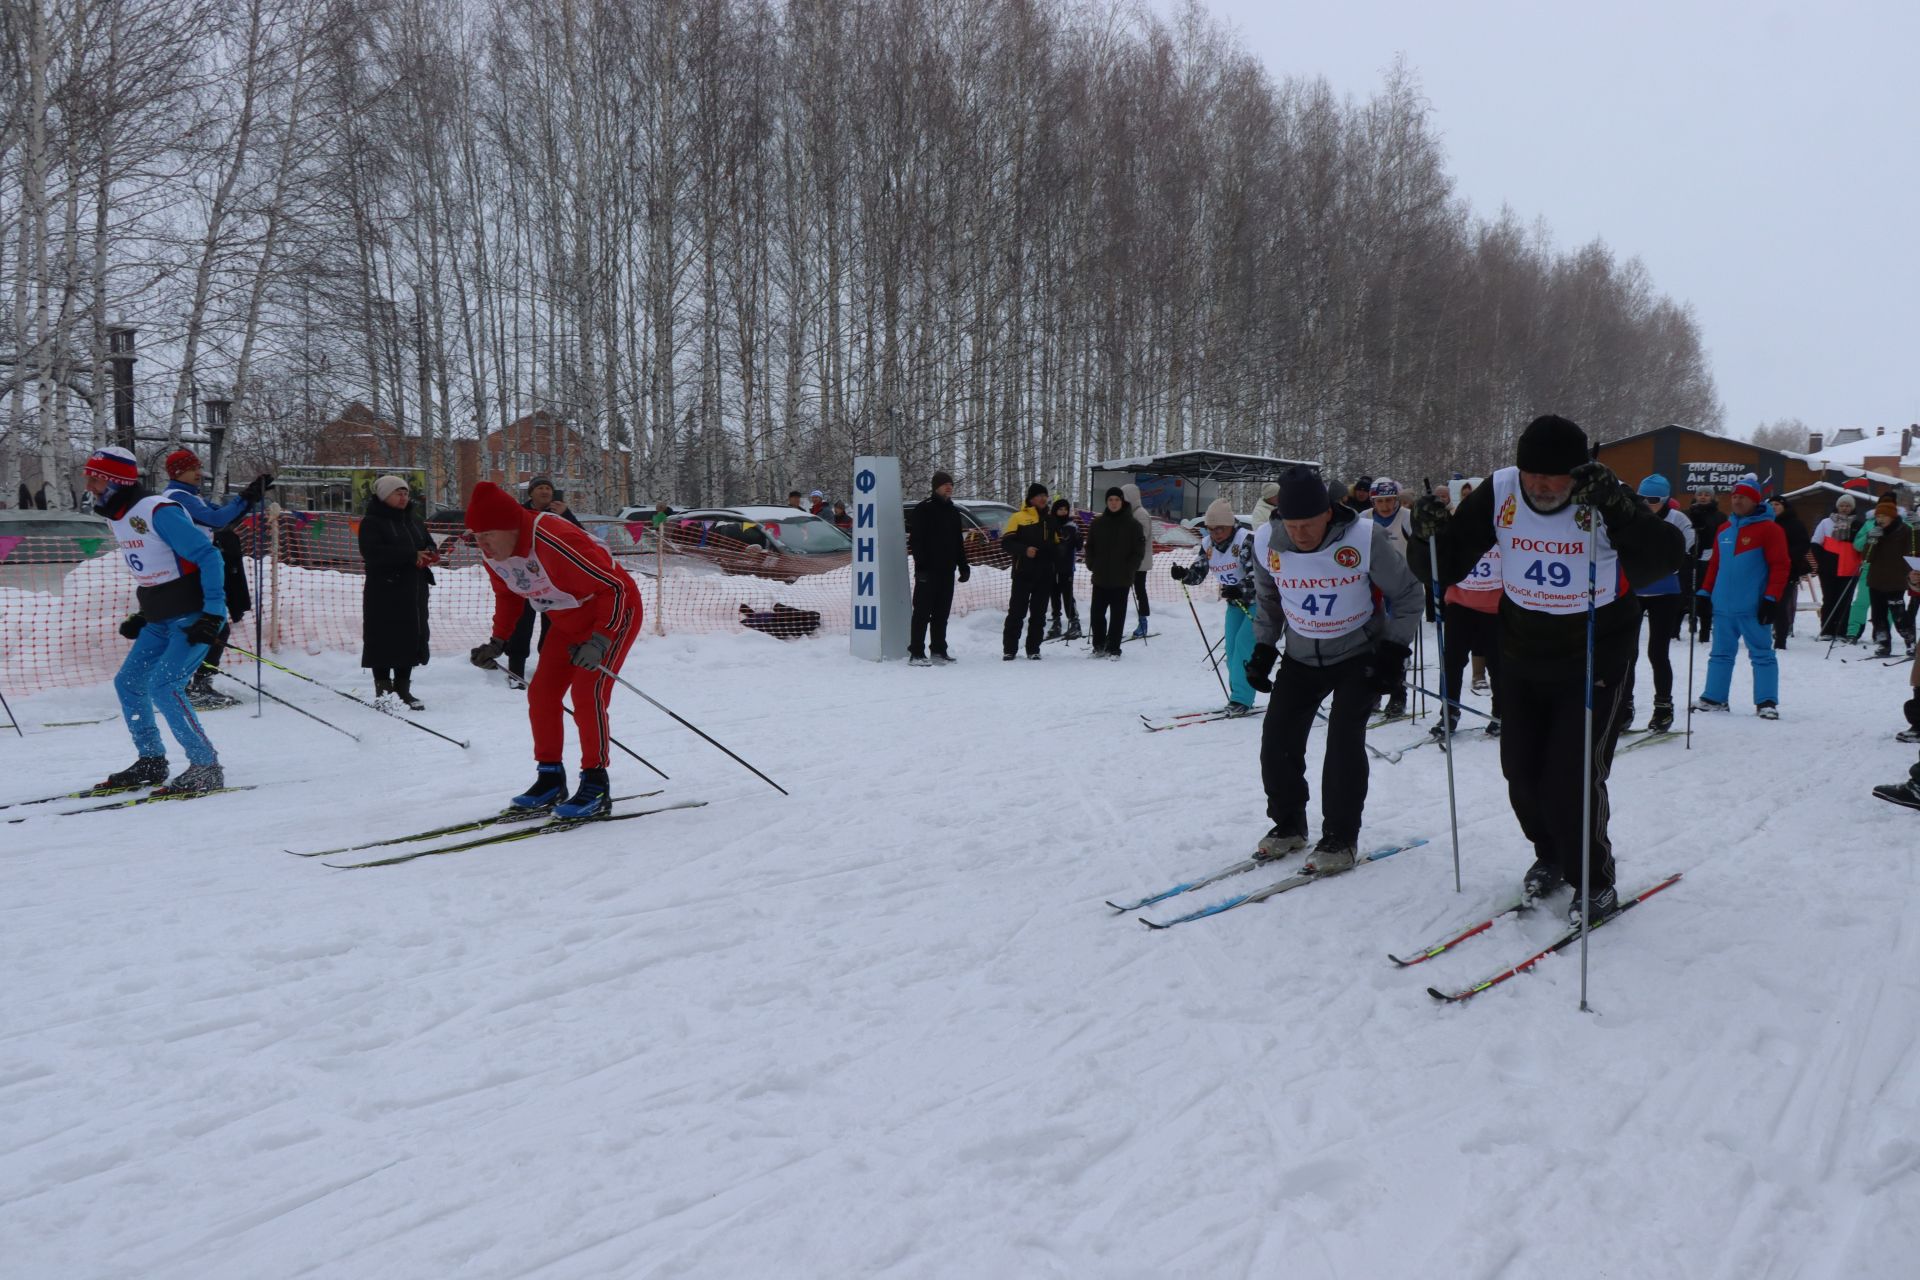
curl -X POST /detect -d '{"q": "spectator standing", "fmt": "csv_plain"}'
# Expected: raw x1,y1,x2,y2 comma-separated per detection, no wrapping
1047,497,1083,640
1810,494,1864,638
1768,495,1813,648
1620,474,1695,734
1249,482,1280,529
831,501,852,532
906,471,969,665
1695,474,1789,718
358,475,437,709
1121,482,1155,637
1001,483,1059,659
1085,488,1145,658
1687,487,1724,639
1345,477,1374,515
1855,495,1919,657
502,477,583,682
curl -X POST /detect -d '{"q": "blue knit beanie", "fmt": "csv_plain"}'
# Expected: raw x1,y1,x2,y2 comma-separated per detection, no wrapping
1636,474,1671,500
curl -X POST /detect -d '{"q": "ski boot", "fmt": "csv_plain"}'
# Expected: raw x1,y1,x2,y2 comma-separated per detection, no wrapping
157,762,225,795
186,672,241,711
1256,824,1307,861
1131,619,1150,639
1523,857,1566,900
1895,728,1920,744
1046,618,1063,640
101,756,169,790
1567,884,1619,927
554,767,611,820
1223,701,1254,719
511,763,568,810
1873,632,1892,658
1646,700,1675,734
1306,836,1356,874
1484,717,1501,739
1062,621,1083,641
1382,693,1407,720
1873,776,1920,811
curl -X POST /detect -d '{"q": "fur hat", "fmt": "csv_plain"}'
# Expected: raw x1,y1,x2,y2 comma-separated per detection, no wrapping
1203,497,1237,528
1515,414,1589,475
466,481,529,534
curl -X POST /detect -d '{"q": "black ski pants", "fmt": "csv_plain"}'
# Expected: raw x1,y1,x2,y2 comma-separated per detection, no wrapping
1004,577,1048,656
1441,603,1501,725
1631,594,1685,708
1049,567,1080,627
1817,574,1856,638
1090,584,1129,655
1261,653,1373,844
1132,570,1151,623
1869,588,1914,646
1772,577,1801,648
910,569,957,658
1497,653,1633,895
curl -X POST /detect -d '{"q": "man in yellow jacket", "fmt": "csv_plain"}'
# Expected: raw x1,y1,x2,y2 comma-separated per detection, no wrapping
1002,482,1060,659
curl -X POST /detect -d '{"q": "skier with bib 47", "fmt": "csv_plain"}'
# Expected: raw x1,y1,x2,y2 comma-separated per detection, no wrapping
1172,498,1259,716
1409,415,1686,923
1245,467,1423,871
85,446,231,794
464,481,642,818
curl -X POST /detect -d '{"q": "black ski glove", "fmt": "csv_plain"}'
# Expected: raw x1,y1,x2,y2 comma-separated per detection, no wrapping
957,561,970,583
1569,462,1640,531
470,637,507,668
118,614,146,640
569,632,614,671
1756,596,1777,626
1217,581,1244,602
185,613,225,647
1245,642,1279,694
1368,641,1411,697
241,473,274,505
1168,565,1187,584
1409,493,1451,539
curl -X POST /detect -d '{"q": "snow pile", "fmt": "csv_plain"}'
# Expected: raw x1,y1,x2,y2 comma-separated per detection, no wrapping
3,616,1916,1276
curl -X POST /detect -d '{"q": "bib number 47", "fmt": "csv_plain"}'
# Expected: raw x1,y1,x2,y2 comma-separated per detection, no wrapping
1297,592,1340,616
1523,560,1573,589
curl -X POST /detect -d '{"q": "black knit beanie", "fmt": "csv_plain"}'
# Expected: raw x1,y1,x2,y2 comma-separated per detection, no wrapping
1105,486,1125,502
930,470,954,493
1515,414,1589,475
1276,466,1330,520
1026,482,1049,501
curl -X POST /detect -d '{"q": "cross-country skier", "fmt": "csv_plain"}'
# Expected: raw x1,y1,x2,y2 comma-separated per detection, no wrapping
1409,415,1686,923
1619,474,1696,734
161,447,270,710
1171,498,1259,715
85,446,230,793
464,481,642,817
1245,466,1423,871
1694,473,1789,719
1431,540,1504,740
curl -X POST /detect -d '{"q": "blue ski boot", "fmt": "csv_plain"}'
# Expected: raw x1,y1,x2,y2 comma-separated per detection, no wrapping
554,767,611,820
511,763,567,810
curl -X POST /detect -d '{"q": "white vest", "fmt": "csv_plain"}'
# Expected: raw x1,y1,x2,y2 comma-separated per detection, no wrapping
1454,544,1504,596
1255,514,1375,639
482,514,587,613
108,495,187,590
1490,467,1618,614
1206,528,1251,586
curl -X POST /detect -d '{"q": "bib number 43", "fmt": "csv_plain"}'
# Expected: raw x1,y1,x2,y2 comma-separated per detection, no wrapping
1523,560,1573,589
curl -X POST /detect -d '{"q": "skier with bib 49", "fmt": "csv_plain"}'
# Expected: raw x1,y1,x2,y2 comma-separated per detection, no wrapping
1409,415,1686,923
85,446,231,794
1246,466,1423,871
464,481,642,818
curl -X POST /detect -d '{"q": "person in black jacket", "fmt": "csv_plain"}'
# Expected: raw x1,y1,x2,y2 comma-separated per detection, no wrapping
907,470,969,664
1410,415,1685,923
1047,497,1083,640
502,476,584,680
1084,487,1147,657
1686,487,1724,640
358,475,438,709
1768,495,1813,649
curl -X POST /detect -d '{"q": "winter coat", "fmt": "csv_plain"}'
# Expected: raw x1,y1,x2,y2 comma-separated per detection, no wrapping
1001,503,1060,583
1773,508,1812,580
1052,515,1083,575
1812,509,1864,577
358,496,434,669
1121,484,1155,573
1856,515,1920,594
907,494,967,576
165,477,254,621
1686,500,1723,563
1085,502,1147,589
1251,505,1425,666
1699,508,1789,612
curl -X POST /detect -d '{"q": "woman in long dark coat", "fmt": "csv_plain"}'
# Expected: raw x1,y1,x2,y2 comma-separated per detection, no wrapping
358,475,437,708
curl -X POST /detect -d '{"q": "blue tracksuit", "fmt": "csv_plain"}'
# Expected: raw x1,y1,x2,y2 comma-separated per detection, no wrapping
1700,509,1785,707
163,479,250,531
115,504,225,764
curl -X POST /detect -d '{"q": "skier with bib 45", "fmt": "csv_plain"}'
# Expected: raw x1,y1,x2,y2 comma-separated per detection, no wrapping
464,481,642,818
1409,415,1686,923
85,446,231,794
1245,466,1424,871
1172,498,1259,715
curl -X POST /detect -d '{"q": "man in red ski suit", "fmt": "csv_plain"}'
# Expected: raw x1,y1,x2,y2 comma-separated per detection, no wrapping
465,481,642,817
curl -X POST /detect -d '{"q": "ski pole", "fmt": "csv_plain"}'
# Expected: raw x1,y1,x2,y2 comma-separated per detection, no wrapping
1579,503,1598,1013
225,644,470,749
1407,685,1492,719
204,664,360,741
1181,582,1231,703
252,504,266,718
482,660,668,781
1685,582,1697,749
1312,709,1403,764
1424,480,1461,894
0,684,21,738
592,663,787,796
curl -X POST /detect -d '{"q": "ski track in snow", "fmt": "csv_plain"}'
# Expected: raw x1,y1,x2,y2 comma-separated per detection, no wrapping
3,620,1918,1277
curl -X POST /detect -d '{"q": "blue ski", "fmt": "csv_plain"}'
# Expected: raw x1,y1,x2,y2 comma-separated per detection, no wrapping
1140,839,1429,929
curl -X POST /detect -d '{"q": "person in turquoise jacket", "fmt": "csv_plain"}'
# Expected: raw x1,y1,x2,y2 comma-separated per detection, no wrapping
1695,474,1789,718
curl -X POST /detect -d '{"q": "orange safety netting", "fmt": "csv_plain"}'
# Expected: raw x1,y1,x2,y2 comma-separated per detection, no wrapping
0,511,1204,696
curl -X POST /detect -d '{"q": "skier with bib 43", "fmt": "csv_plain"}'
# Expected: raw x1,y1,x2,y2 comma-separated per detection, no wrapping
1245,466,1424,871
464,481,642,818
1409,415,1686,923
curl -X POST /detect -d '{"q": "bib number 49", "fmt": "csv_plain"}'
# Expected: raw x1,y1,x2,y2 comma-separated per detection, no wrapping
1523,560,1573,589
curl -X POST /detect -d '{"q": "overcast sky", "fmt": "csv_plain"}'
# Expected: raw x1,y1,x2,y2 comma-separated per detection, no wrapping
1166,0,1919,442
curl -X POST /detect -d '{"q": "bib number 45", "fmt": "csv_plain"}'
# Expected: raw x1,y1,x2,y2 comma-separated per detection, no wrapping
1523,560,1573,589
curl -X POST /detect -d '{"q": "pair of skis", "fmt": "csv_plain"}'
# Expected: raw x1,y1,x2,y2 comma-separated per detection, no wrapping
1106,838,1429,927
1139,706,1260,732
4,783,256,821
291,794,707,868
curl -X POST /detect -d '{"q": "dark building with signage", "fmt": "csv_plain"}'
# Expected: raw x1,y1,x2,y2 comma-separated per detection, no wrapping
1595,424,1915,529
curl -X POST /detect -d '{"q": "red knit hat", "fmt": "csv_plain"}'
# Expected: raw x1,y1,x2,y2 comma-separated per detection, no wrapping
465,481,528,534
84,446,140,486
1732,473,1765,503
165,447,201,478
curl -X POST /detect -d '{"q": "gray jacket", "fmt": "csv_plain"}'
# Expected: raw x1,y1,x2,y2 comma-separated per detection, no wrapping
1121,483,1155,572
1251,505,1424,666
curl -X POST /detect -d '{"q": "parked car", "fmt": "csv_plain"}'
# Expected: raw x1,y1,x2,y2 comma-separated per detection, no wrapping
0,508,111,593
662,506,852,582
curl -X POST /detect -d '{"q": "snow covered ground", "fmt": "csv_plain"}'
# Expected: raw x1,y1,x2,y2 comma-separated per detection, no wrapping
4,610,1918,1278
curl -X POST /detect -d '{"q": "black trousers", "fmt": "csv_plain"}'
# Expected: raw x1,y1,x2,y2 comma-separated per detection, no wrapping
1869,588,1914,644
1629,594,1685,707
910,570,957,657
1441,603,1501,724
1090,584,1129,654
372,665,415,693
1261,654,1373,843
504,603,550,677
1497,653,1633,894
1132,571,1151,621
1772,577,1800,648
1003,578,1048,655
1049,568,1080,626
1816,574,1855,637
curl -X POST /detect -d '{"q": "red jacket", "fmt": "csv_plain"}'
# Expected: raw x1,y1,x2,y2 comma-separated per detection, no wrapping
484,511,641,641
